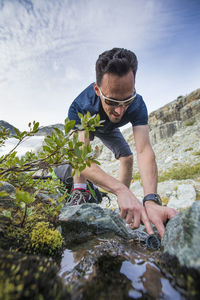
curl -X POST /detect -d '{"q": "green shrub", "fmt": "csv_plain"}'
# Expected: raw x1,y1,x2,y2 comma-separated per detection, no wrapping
192,151,200,156
184,147,193,152
184,120,195,126
158,163,200,182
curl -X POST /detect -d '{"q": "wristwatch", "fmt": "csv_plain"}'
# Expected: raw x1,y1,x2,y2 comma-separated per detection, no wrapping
143,193,162,207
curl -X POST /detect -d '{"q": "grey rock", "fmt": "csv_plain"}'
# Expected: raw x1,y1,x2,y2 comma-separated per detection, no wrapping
0,181,15,194
168,183,196,209
161,201,200,271
59,203,131,242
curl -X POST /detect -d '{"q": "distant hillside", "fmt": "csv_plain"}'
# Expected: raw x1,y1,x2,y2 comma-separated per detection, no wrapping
0,121,64,137
0,120,17,135
35,124,64,136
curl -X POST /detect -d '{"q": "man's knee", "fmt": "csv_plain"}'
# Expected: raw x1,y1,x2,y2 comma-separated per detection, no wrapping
119,154,133,165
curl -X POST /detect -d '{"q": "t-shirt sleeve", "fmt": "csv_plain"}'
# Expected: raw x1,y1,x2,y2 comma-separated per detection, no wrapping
68,102,81,125
130,96,148,126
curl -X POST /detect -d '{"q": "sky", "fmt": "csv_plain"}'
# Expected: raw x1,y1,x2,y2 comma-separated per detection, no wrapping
0,0,200,130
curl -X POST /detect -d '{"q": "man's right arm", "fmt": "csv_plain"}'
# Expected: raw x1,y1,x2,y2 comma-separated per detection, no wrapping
80,156,154,235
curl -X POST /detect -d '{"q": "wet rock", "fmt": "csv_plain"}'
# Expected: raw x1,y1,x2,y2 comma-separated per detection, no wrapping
59,203,131,243
0,249,70,300
162,201,200,271
60,235,183,300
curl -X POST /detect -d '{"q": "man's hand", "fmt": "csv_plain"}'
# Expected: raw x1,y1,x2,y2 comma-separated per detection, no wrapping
144,201,178,237
117,189,154,235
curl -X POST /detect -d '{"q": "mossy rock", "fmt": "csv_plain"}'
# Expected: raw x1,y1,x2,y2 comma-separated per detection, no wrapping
0,249,70,300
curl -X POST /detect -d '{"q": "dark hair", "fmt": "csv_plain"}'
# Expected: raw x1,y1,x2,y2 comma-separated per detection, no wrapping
95,48,138,86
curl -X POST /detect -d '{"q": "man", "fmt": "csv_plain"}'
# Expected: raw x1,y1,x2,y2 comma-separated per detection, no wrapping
62,48,177,237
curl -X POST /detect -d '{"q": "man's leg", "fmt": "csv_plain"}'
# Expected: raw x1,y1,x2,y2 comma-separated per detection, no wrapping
118,155,133,188
95,128,133,188
73,130,91,187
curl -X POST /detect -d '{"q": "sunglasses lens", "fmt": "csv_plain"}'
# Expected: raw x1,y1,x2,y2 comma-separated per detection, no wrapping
105,99,134,107
105,99,119,106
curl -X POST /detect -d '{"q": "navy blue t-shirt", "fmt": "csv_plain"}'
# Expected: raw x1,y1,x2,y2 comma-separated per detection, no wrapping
68,83,148,133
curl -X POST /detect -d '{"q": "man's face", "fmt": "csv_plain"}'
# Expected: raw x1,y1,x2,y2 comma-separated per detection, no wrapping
94,71,135,123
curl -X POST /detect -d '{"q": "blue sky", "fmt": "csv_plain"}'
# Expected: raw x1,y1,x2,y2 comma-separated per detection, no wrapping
0,0,200,130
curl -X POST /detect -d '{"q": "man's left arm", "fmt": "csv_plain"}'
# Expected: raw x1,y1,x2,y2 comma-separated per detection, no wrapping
133,125,178,237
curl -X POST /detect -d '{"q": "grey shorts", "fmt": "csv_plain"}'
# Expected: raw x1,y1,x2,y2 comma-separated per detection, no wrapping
54,128,132,182
90,128,132,159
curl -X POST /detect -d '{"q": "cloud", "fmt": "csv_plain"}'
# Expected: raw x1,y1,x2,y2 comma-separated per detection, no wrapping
0,0,199,130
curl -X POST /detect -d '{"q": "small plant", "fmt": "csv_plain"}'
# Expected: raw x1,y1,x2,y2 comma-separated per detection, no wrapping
158,163,200,182
30,221,64,255
184,147,193,152
184,120,195,127
192,151,200,156
162,197,169,206
2,188,36,227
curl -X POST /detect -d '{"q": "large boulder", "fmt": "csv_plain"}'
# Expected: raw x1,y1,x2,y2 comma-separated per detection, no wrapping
59,203,131,243
167,184,196,209
160,201,200,298
162,201,200,271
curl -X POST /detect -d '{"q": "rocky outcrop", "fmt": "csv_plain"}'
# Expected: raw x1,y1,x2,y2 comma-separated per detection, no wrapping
148,88,200,144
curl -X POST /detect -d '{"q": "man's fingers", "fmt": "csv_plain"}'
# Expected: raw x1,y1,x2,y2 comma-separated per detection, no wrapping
125,210,134,224
168,208,179,219
132,211,140,228
120,208,127,219
154,220,165,238
141,211,154,235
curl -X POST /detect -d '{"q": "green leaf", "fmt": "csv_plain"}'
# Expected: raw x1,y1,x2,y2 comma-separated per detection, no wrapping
14,127,21,136
43,145,52,152
33,122,39,132
78,112,83,119
2,210,12,218
0,191,9,197
15,189,35,205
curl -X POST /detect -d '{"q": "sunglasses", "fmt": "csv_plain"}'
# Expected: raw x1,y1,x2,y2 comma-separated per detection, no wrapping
98,87,137,107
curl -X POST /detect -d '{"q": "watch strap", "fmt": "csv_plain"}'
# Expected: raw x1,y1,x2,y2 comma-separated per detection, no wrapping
143,193,162,207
